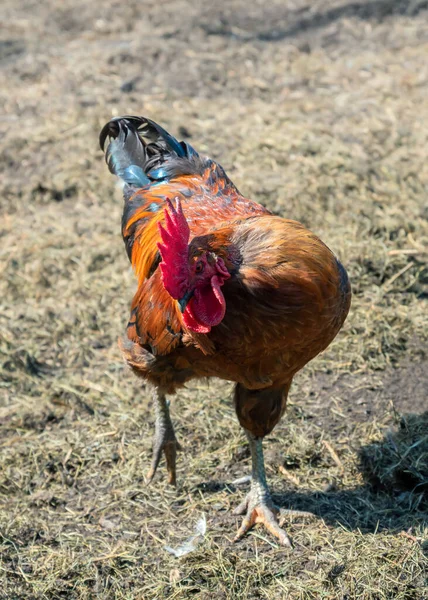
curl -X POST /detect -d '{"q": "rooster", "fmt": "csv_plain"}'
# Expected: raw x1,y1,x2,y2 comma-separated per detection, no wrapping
100,116,351,546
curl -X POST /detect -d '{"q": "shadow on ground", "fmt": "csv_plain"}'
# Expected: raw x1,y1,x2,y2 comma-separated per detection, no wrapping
197,410,428,536
202,0,428,42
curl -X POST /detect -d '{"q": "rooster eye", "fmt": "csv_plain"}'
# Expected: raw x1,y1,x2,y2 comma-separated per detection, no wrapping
195,261,204,274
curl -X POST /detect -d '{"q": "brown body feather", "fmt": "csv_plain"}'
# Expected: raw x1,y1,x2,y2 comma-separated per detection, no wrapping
120,167,351,435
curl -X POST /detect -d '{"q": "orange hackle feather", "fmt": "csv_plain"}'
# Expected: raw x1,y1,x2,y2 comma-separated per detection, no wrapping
121,169,270,356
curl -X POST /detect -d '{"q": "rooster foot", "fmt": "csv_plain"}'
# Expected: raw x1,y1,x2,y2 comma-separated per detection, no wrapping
146,432,181,486
233,492,291,547
233,492,314,547
146,390,181,486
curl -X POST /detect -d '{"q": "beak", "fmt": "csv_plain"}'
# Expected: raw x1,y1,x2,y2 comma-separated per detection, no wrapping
178,289,194,313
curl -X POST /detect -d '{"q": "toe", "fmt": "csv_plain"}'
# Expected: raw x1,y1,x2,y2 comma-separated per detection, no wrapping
233,512,256,542
256,508,293,547
164,440,178,486
145,466,156,485
278,508,316,526
270,526,293,548
232,497,249,516
146,444,164,484
146,437,180,485
233,499,294,547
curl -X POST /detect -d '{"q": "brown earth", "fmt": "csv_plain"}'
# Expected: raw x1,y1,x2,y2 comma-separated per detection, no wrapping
0,1,427,598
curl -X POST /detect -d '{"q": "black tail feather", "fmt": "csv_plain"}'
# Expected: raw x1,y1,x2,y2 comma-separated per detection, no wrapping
99,116,204,188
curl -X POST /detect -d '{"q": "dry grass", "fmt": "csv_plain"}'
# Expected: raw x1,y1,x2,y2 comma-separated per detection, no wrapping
0,0,427,598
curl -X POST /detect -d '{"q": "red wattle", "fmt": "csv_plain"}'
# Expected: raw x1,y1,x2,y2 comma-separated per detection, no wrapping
183,304,211,333
183,275,226,332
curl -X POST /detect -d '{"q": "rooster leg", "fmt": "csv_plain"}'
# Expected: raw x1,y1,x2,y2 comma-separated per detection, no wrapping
146,388,181,486
233,432,312,547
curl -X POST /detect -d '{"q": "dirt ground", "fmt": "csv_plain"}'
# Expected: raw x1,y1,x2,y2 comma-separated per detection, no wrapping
0,0,427,598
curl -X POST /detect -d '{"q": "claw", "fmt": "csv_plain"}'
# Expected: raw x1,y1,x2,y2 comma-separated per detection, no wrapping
233,494,293,547
146,437,181,486
233,492,315,547
232,498,249,516
147,390,181,486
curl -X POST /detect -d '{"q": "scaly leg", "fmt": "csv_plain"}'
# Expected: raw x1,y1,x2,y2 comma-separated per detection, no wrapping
234,431,313,547
146,388,181,486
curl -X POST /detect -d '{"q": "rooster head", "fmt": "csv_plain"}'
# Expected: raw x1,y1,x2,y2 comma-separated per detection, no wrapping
157,198,230,334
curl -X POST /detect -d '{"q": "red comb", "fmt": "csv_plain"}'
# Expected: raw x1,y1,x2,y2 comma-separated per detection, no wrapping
157,198,191,299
